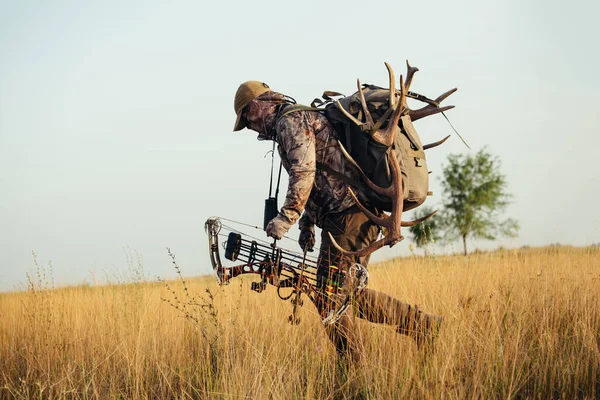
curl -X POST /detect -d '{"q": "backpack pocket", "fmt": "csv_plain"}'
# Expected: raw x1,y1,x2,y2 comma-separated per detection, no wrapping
397,116,428,211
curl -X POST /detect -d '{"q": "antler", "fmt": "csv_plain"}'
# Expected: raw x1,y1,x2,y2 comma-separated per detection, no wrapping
409,88,457,122
329,62,436,257
423,135,451,150
334,78,376,131
404,60,419,91
395,59,457,122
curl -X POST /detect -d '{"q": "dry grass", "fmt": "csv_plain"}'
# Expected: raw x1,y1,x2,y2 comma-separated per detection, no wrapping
1,246,599,399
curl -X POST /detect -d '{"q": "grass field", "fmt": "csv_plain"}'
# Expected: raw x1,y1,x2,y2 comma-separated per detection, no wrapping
1,246,599,399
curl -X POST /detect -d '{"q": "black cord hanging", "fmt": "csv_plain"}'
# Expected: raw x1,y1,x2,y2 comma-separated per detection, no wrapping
264,140,283,230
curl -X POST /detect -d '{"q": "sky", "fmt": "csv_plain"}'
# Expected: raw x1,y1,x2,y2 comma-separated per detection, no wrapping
1,0,599,292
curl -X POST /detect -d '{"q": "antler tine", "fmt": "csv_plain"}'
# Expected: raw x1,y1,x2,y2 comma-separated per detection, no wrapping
338,140,394,198
347,188,388,226
400,209,437,227
328,231,391,257
423,135,451,150
436,87,458,103
337,141,367,177
369,63,400,135
372,74,406,147
410,105,454,122
335,99,364,127
404,60,419,92
348,188,436,228
356,78,374,129
409,87,457,122
384,62,396,108
399,74,408,113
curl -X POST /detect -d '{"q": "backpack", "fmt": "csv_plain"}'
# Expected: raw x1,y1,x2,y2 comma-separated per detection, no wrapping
322,84,428,212
279,86,429,213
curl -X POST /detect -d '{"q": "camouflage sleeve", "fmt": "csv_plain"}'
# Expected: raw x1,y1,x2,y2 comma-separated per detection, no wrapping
276,112,316,227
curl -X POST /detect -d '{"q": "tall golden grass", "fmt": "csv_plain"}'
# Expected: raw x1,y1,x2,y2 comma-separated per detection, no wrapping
1,246,599,399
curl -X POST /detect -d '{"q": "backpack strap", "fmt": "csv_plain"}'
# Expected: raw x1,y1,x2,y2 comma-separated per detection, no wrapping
278,104,323,119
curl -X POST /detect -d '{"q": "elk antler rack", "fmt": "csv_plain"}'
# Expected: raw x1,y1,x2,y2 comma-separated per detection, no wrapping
328,61,454,257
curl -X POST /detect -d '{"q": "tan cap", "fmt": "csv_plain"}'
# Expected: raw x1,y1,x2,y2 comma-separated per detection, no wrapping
233,81,272,131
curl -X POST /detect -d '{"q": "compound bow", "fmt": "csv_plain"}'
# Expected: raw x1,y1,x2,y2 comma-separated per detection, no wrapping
204,217,368,325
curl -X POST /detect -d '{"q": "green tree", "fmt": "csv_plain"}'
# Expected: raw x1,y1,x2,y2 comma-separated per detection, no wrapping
408,206,439,255
439,148,519,255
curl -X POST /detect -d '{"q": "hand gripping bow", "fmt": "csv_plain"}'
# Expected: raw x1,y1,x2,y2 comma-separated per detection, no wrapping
205,217,368,325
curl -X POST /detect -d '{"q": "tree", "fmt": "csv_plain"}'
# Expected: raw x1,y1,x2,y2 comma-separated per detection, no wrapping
408,206,439,255
438,148,519,255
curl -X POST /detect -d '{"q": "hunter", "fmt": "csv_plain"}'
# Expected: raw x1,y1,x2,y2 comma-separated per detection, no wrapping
233,80,441,362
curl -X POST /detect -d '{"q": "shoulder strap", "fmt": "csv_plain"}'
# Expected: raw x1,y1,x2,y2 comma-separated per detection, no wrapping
278,104,323,119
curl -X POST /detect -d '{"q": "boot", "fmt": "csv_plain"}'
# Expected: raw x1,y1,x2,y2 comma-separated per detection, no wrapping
397,307,443,349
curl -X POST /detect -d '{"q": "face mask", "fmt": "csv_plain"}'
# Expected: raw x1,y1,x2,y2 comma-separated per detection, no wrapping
245,98,280,140
256,118,277,141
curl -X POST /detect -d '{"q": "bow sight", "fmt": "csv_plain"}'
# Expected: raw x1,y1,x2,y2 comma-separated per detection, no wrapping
205,217,368,325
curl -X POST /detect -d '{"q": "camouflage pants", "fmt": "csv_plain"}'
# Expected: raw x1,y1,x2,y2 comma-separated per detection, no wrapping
316,206,440,362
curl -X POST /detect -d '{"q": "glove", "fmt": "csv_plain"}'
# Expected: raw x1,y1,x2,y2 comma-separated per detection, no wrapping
266,214,293,240
299,227,315,252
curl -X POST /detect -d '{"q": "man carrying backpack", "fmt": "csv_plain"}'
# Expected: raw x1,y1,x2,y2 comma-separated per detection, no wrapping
233,80,442,363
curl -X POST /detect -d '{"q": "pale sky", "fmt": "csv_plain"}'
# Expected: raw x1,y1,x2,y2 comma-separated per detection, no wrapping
1,0,598,292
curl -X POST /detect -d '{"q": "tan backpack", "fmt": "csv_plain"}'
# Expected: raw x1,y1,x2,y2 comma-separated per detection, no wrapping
278,63,458,214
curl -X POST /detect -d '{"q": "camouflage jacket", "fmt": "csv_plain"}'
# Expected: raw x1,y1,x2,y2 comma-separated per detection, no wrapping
274,107,364,232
